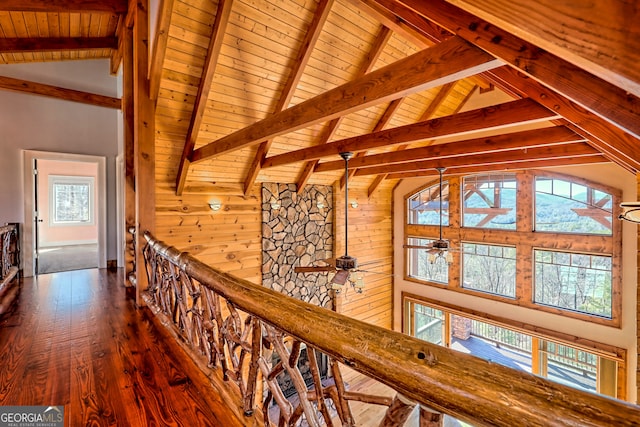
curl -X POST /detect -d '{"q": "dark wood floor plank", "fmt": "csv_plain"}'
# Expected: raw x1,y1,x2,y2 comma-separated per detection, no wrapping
0,268,250,426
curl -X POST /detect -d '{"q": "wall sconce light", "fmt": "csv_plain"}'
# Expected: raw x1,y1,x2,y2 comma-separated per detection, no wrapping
316,196,325,210
208,200,222,211
270,197,281,210
619,202,640,223
350,200,359,208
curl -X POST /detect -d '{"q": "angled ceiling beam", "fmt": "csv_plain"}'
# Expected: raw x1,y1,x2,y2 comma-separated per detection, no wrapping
384,155,609,180
447,0,640,100
0,75,121,109
263,98,557,169
353,142,598,176
1,0,128,13
340,93,403,190
301,24,393,192
0,37,118,52
242,0,334,196
149,0,175,102
488,66,640,172
175,0,234,195
190,36,503,163
393,0,640,142
315,126,583,173
365,81,457,196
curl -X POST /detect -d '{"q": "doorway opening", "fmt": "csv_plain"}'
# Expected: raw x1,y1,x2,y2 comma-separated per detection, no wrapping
23,151,107,276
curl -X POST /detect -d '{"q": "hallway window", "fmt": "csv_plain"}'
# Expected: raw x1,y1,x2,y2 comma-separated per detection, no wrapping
49,175,94,225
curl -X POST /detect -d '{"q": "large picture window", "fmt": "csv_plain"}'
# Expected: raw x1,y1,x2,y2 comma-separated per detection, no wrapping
535,177,613,235
462,243,516,298
404,297,624,400
49,175,95,226
462,173,516,230
407,180,448,226
534,250,612,318
406,237,448,284
403,170,621,325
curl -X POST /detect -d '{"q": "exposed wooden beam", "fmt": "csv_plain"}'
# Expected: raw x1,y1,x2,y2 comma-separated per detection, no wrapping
1,0,128,13
447,0,640,99
394,0,640,142
340,93,403,189
263,98,557,169
243,0,334,196
190,36,502,163
175,0,234,195
316,126,583,172
384,155,609,180
0,37,117,52
354,142,598,176
488,66,640,172
365,82,457,196
0,75,121,109
300,24,393,192
149,0,175,101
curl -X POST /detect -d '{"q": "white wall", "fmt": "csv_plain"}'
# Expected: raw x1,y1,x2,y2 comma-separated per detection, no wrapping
392,163,638,402
0,59,120,261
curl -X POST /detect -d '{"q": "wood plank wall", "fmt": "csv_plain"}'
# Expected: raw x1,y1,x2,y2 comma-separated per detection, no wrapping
334,181,394,330
155,183,263,282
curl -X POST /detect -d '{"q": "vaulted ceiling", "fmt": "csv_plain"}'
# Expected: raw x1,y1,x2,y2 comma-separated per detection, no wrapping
1,0,638,197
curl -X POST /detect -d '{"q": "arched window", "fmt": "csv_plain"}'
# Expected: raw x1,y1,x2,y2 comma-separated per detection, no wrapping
404,171,621,325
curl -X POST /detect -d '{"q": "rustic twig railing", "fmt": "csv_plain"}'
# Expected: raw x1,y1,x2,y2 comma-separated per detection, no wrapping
0,223,20,316
142,232,640,427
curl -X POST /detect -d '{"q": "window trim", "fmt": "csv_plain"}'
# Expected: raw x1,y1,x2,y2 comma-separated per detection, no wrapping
402,292,627,400
403,170,622,327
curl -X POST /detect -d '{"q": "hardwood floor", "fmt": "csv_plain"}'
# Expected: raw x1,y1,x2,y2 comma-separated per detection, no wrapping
0,269,256,426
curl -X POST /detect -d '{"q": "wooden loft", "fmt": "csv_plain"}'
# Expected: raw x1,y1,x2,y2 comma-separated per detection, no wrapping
0,0,639,424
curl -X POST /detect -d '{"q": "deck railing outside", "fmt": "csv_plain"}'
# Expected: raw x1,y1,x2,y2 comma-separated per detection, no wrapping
142,232,640,427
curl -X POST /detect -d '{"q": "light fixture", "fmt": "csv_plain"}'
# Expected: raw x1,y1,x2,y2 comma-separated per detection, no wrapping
316,195,325,210
270,197,281,210
350,200,358,208
208,200,222,211
619,202,640,223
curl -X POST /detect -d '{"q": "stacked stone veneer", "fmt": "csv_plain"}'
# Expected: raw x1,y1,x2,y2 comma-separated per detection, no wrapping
262,183,334,308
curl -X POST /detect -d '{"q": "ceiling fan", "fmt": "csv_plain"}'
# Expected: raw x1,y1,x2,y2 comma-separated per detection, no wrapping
402,167,454,264
294,151,366,293
424,167,454,264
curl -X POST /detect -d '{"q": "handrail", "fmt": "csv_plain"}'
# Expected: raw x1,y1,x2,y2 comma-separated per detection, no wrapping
142,231,640,427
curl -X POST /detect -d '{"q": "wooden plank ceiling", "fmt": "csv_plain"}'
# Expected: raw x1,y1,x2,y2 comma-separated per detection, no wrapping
0,0,638,196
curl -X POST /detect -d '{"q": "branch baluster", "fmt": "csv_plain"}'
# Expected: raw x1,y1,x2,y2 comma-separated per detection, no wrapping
141,231,640,427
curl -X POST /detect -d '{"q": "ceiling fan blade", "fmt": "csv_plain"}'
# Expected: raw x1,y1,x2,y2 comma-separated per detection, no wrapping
294,265,335,273
331,269,350,285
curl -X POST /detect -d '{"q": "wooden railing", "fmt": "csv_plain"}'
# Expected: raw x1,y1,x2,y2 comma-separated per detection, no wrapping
142,232,640,427
0,223,20,316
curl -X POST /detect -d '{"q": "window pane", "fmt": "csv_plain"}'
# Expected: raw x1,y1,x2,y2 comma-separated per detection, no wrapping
534,250,612,318
535,177,612,235
463,174,516,230
407,181,449,226
54,183,90,223
540,341,597,393
462,243,516,297
407,237,449,284
413,303,445,345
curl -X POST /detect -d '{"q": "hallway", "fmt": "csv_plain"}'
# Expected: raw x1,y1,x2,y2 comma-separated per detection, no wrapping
0,269,255,426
